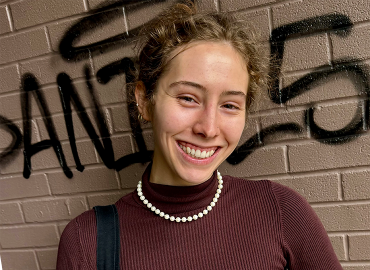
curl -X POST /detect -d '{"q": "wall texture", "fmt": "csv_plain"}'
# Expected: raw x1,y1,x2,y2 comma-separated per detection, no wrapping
0,0,370,269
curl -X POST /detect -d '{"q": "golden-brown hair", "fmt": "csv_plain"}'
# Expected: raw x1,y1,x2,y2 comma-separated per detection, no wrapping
133,1,269,115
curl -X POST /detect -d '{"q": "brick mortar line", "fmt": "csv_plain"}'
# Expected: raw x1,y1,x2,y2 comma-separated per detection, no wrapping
338,173,344,201
340,262,370,266
227,0,301,15
326,32,334,65
5,5,14,32
83,0,90,12
311,199,370,207
329,231,370,236
0,245,59,252
267,7,273,36
344,234,350,261
0,188,134,205
32,250,41,270
247,165,370,180
0,51,54,69
249,95,367,117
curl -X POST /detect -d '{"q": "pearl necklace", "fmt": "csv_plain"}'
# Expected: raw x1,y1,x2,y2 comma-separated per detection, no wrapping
137,171,223,222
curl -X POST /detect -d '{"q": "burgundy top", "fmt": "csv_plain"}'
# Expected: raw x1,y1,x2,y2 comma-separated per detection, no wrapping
57,165,342,269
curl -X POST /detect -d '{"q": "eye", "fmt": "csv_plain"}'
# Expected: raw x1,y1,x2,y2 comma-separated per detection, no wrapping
222,103,240,110
178,96,196,103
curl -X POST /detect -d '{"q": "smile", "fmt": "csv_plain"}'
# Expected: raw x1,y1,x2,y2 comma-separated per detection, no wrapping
178,142,217,159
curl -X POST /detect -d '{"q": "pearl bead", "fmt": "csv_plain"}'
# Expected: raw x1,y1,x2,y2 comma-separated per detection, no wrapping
137,170,223,222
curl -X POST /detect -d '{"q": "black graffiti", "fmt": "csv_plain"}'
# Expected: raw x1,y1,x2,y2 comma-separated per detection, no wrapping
0,6,369,177
228,13,370,164
21,73,72,178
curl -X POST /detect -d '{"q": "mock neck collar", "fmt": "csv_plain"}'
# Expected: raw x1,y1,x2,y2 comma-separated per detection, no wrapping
134,163,218,215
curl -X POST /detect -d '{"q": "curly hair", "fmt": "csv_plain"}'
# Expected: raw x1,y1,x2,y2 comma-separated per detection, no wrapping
133,1,269,116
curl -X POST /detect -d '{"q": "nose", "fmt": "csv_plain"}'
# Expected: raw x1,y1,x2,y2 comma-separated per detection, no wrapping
192,105,220,138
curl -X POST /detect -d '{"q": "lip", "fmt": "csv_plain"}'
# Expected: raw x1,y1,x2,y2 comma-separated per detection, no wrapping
176,141,220,165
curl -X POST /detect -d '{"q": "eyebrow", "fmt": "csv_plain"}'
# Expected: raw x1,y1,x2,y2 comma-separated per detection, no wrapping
169,81,246,97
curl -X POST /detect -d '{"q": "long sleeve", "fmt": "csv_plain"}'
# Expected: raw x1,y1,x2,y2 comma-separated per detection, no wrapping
56,218,86,270
271,182,342,270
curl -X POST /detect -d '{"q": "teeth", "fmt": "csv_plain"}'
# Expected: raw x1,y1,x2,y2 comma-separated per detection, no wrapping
179,144,216,159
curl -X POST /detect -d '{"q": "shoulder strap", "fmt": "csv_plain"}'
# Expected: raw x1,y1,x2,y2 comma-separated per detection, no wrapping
93,204,120,270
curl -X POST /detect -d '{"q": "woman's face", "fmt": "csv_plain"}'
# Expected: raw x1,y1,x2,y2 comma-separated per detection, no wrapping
143,41,249,186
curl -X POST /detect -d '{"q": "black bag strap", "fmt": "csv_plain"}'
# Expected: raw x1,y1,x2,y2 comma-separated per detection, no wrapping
93,204,120,270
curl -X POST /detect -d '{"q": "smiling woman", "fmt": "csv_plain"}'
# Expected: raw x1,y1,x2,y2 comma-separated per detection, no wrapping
56,2,342,270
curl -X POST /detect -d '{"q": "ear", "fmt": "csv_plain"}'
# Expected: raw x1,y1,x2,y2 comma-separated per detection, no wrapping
135,81,152,121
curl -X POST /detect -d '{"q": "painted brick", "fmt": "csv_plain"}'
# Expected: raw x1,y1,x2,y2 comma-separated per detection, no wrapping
0,150,24,174
111,104,132,133
62,140,98,167
329,235,346,261
70,78,125,110
280,34,329,72
313,203,370,231
0,93,22,120
219,146,286,178
0,174,49,200
237,118,259,147
58,221,69,235
273,174,340,202
125,0,176,33
0,28,50,64
0,251,38,270
20,54,91,85
10,0,85,30
312,102,362,133
0,202,24,225
22,196,87,222
234,9,270,42
288,134,370,172
111,135,133,160
260,110,307,143
251,86,282,112
36,248,58,270
87,190,132,207
0,6,10,35
36,113,91,141
332,24,370,62
133,130,155,152
342,171,370,201
349,234,370,260
342,267,370,270
284,70,365,106
48,167,118,194
118,162,149,189
25,147,63,171
0,224,59,248
272,0,370,28
0,65,19,94
196,0,218,12
47,8,128,55
220,0,275,12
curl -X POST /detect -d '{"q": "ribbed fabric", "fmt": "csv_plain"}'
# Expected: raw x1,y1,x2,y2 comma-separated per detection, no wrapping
57,165,342,270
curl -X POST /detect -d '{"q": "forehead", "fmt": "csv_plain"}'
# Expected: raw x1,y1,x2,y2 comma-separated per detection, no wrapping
160,41,249,94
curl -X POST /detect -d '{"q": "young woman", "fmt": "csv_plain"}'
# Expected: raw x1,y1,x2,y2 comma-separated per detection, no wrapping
57,3,342,269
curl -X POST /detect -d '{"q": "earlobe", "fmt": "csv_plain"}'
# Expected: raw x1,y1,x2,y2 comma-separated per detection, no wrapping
135,82,151,121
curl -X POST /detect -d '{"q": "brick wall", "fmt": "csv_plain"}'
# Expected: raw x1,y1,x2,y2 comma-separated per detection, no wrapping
0,0,370,269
